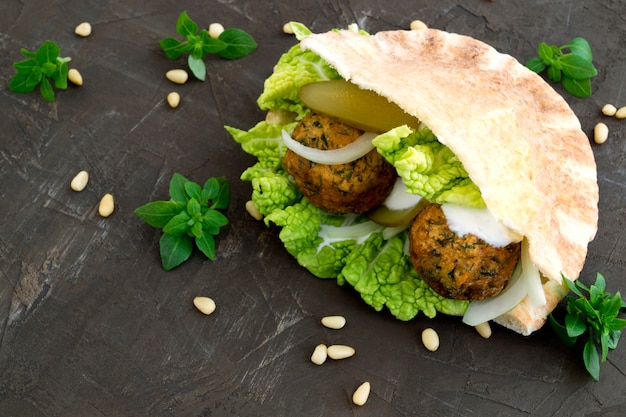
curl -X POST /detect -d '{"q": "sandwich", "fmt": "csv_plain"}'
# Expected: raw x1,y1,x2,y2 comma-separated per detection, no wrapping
226,23,598,336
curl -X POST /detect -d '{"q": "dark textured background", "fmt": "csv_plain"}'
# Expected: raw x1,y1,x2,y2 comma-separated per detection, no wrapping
1,1,625,416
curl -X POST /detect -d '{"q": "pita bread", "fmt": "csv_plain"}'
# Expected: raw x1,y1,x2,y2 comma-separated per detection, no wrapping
300,29,598,335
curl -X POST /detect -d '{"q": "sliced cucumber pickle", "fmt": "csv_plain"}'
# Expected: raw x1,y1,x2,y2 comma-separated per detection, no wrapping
298,80,421,133
367,199,428,228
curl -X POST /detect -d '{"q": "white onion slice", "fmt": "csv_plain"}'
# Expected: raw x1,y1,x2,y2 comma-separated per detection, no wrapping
281,130,377,165
462,261,527,326
522,238,546,306
319,220,381,240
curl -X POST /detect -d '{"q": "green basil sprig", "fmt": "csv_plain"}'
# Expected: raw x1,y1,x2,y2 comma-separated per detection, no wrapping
549,273,626,381
159,11,257,81
526,37,597,98
9,40,71,102
134,173,230,271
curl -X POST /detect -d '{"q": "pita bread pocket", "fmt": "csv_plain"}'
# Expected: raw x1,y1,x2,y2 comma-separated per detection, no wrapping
299,28,598,335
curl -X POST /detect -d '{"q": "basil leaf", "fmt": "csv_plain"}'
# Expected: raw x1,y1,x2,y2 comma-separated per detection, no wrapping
35,40,60,66
548,314,577,347
188,54,206,81
217,28,258,59
566,314,587,338
176,11,198,37
547,65,561,82
583,339,600,381
202,209,229,229
163,211,191,235
184,181,203,201
561,76,592,98
187,198,201,216
20,48,36,58
160,37,184,59
39,77,55,102
9,72,37,93
200,31,227,55
560,53,598,79
191,221,203,239
594,272,606,292
53,63,68,89
525,57,545,74
13,59,37,71
608,330,622,349
169,173,190,203
563,37,593,61
196,230,216,260
160,233,193,271
537,42,554,65
134,200,179,228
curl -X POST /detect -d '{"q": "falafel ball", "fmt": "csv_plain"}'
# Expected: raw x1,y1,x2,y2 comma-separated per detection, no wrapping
283,113,396,214
409,203,521,300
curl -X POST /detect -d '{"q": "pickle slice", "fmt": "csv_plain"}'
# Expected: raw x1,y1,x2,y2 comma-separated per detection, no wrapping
298,80,422,133
367,199,428,228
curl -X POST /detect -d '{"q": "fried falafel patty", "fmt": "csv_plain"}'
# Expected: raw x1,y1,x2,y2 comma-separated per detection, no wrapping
283,113,396,214
409,203,521,300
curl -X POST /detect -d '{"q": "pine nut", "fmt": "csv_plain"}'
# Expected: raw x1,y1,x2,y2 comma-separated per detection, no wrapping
327,344,355,360
98,193,115,217
310,344,328,365
321,315,346,329
474,322,492,339
167,92,180,108
68,68,83,86
616,106,626,119
602,104,617,117
70,170,89,191
208,23,225,39
193,296,216,315
245,200,263,220
282,22,294,35
352,381,371,406
594,122,609,144
166,69,188,85
421,328,439,352
74,22,92,37
410,20,428,31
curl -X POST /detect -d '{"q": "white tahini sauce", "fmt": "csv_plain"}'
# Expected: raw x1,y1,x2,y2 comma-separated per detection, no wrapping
441,204,522,247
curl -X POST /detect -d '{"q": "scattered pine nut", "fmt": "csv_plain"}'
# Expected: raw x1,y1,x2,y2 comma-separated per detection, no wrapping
193,296,216,315
167,92,180,108
474,322,492,339
615,106,626,119
352,381,371,406
208,23,225,39
602,104,617,117
326,344,355,360
74,22,92,37
166,69,188,85
70,170,89,191
68,68,83,86
310,344,328,365
282,22,294,35
410,20,428,31
421,328,439,352
593,122,609,144
321,315,346,329
98,193,115,217
245,200,263,220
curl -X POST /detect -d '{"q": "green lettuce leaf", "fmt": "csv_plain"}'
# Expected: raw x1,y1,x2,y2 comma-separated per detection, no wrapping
339,231,468,320
373,126,485,207
256,44,341,118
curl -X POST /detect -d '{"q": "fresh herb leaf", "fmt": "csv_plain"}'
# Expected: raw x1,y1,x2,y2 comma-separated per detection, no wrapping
526,37,597,98
9,40,72,102
160,233,194,271
549,273,626,381
217,28,258,60
134,173,230,271
159,11,257,81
